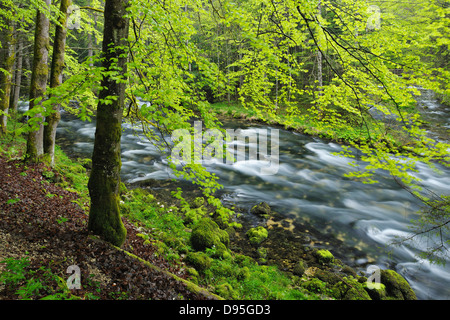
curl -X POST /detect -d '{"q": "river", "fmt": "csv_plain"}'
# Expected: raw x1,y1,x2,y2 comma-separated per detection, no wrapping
42,89,449,300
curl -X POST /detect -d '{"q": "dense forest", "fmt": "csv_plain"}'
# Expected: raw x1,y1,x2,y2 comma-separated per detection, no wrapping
0,0,449,302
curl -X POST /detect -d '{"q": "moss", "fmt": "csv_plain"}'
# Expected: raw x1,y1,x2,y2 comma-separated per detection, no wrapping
314,269,341,286
185,251,212,272
302,278,327,294
77,158,92,170
331,277,372,300
191,197,205,208
363,282,387,300
190,218,230,251
250,201,271,217
88,167,127,247
256,246,268,264
237,266,250,280
234,254,255,267
246,226,268,245
216,283,239,299
380,269,417,300
293,260,307,276
257,247,268,259
187,267,199,284
315,249,334,264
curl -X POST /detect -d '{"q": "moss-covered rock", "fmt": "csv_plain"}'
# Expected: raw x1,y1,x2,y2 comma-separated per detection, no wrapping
234,254,255,267
380,269,417,300
191,197,205,208
301,278,327,295
185,251,212,272
315,249,334,265
246,226,268,245
256,246,268,264
293,260,307,276
363,281,387,300
190,218,230,251
314,268,341,286
250,202,271,217
332,277,372,300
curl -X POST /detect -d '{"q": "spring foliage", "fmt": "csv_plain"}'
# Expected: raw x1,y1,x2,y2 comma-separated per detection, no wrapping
1,0,449,259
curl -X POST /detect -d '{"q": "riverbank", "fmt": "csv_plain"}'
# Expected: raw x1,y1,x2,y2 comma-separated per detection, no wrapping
0,141,219,300
0,119,419,300
207,101,402,146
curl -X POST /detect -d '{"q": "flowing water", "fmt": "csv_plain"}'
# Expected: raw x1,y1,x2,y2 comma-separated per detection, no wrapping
40,89,449,300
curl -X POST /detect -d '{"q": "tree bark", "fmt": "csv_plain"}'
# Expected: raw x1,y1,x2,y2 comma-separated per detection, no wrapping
87,0,129,247
317,0,323,96
44,0,71,166
0,5,15,134
11,32,23,114
26,0,51,162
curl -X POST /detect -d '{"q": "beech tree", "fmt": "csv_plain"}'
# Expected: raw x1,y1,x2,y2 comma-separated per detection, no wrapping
43,0,71,166
87,0,129,246
0,1,15,134
25,0,51,162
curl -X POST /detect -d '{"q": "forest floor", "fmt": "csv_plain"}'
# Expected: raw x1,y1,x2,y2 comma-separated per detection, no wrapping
0,155,216,300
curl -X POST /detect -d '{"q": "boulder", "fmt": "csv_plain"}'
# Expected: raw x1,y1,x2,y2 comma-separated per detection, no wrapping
190,218,230,252
332,277,372,300
293,260,307,276
314,249,334,265
364,282,387,300
380,269,417,300
246,226,268,245
250,202,271,217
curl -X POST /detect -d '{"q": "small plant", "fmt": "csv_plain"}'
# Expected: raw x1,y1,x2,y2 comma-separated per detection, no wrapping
15,278,45,300
0,257,30,289
0,257,88,300
6,197,21,205
56,216,68,224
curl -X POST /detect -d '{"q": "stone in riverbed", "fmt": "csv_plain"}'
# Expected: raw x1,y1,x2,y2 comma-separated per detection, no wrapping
293,260,307,276
246,226,268,245
314,249,334,265
250,202,271,217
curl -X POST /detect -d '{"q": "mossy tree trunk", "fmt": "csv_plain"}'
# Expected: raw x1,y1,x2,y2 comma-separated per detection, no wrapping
0,4,15,135
43,0,71,166
87,0,129,247
26,0,51,162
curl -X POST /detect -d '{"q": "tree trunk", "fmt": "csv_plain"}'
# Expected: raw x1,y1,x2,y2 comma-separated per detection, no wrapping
11,33,23,114
26,0,51,162
44,0,71,166
317,0,323,96
0,6,15,135
87,0,129,247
